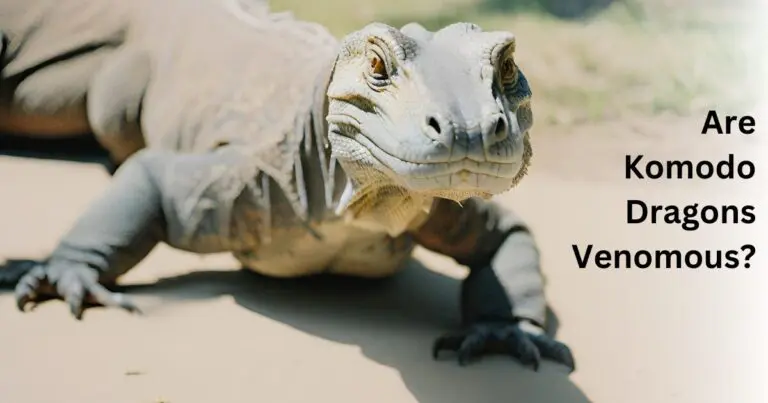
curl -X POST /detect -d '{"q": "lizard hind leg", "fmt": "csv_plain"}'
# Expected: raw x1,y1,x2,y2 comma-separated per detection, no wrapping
87,47,150,166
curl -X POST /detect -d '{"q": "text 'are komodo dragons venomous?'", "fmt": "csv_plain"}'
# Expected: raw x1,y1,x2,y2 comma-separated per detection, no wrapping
0,0,575,371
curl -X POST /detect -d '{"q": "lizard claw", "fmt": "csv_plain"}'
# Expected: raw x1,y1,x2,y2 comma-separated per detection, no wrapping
432,321,575,372
15,261,141,319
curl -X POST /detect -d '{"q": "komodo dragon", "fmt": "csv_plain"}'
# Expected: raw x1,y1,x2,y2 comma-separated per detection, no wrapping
0,0,575,371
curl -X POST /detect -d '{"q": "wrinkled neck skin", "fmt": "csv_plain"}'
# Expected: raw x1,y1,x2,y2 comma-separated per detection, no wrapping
331,157,436,237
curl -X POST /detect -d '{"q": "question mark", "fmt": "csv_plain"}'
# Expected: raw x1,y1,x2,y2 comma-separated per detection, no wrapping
741,244,755,268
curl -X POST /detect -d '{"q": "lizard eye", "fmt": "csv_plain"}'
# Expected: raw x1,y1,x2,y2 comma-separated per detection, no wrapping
365,40,393,88
369,55,388,80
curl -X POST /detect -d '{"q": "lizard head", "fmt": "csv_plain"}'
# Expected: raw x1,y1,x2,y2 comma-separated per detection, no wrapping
326,22,533,234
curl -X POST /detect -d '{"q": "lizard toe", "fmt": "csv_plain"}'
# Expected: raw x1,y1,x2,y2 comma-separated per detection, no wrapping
432,333,465,359
14,261,140,318
14,265,50,312
500,324,542,371
527,333,576,373
432,323,503,366
456,330,492,366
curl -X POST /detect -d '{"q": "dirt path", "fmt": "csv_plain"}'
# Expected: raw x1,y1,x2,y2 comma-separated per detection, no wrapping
1,116,765,403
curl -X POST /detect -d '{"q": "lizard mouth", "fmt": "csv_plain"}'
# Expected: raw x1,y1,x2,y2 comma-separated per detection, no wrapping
330,129,525,194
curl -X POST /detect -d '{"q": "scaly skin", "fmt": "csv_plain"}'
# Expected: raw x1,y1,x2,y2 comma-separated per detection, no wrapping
0,0,574,372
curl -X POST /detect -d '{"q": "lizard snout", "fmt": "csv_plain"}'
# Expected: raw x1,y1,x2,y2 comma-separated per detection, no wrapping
422,112,511,160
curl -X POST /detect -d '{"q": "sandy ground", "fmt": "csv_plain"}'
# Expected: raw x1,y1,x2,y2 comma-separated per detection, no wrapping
1,116,766,403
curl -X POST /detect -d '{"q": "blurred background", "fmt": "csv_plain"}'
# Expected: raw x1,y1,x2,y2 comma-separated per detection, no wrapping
270,0,762,130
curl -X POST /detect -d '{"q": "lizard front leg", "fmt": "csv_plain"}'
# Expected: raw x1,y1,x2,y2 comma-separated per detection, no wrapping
410,198,575,372
14,149,165,317
14,147,250,318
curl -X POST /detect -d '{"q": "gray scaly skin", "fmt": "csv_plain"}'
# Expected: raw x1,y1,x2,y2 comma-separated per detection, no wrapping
0,0,574,371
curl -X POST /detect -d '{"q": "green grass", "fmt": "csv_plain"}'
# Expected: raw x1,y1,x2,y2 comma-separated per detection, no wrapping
269,0,762,128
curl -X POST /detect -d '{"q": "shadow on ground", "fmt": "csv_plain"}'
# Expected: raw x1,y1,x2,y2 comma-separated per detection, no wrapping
0,133,112,169
0,260,590,402
39,259,589,403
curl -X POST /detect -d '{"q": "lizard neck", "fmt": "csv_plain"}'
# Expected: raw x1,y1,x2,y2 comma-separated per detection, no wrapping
317,54,432,236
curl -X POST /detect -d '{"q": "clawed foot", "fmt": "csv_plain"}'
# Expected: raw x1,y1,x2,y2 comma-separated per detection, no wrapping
14,261,140,319
433,321,575,372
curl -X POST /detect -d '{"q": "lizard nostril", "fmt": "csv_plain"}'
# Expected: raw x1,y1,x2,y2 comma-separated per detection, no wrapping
485,117,507,146
492,116,507,142
427,116,442,135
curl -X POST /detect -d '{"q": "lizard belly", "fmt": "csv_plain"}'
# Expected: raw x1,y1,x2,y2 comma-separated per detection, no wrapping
233,220,416,278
